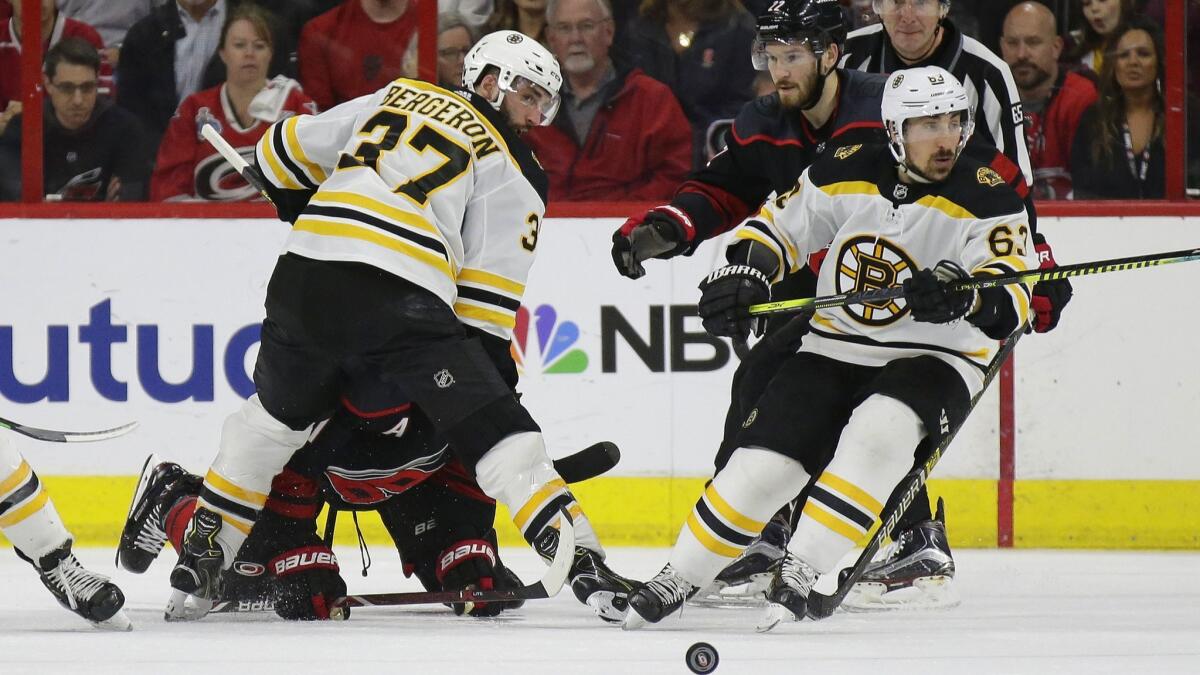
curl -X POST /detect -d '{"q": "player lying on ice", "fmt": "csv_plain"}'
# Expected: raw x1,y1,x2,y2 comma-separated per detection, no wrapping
117,383,633,621
621,65,1034,630
161,31,635,622
0,432,129,630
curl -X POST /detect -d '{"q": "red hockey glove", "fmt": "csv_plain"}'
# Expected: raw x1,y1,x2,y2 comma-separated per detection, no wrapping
269,546,347,620
1031,234,1072,332
436,538,520,617
611,206,693,279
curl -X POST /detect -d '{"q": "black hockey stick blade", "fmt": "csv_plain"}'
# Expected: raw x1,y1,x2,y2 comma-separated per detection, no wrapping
805,326,1026,620
332,506,576,610
200,124,272,199
555,441,620,483
0,415,138,443
749,246,1200,317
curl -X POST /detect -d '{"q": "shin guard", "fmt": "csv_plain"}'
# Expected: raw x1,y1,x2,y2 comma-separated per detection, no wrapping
669,447,809,588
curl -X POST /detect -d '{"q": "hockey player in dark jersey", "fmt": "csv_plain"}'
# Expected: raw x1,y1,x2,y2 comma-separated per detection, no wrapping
118,331,636,622
624,66,1034,630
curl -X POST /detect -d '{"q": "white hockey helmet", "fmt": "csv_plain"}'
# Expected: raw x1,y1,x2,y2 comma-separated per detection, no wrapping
881,66,974,166
462,30,563,125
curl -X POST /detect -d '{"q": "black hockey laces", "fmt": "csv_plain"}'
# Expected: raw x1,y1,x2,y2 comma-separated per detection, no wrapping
351,511,372,577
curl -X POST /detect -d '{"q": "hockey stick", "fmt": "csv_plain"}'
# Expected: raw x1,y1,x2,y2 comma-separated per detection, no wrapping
0,415,137,443
804,325,1026,620
200,124,272,198
331,505,575,613
748,247,1200,318
555,441,620,483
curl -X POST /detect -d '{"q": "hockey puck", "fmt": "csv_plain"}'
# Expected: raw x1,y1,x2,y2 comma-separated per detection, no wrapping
685,642,719,674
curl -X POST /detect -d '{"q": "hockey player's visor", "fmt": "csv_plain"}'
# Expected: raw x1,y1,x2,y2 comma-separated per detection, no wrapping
751,37,820,71
504,75,560,125
872,0,943,18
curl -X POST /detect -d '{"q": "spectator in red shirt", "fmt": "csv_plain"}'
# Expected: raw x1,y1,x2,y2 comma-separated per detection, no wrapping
525,0,691,201
1001,1,1098,199
151,4,316,201
0,0,107,110
298,0,418,111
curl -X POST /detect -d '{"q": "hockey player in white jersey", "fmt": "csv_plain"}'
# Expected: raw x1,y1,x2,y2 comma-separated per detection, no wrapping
623,66,1034,629
0,433,129,630
167,31,626,621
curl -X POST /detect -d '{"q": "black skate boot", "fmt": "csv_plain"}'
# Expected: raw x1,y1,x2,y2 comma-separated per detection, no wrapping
844,498,958,610
165,507,226,621
33,541,131,631
118,454,202,573
694,514,790,606
623,564,698,630
569,547,636,623
757,552,818,632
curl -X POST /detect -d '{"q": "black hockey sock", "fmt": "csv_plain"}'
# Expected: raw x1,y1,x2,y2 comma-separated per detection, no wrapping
893,484,934,532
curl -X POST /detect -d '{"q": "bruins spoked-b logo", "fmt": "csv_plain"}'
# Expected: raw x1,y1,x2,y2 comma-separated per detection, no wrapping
836,235,916,325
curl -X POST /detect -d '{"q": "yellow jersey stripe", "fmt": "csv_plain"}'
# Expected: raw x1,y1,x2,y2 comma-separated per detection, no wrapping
284,116,328,183
204,470,268,508
686,512,743,558
458,268,524,296
819,180,881,197
819,472,883,515
0,460,32,496
704,484,765,533
802,501,865,543
259,125,303,190
0,489,49,527
454,303,517,329
294,218,455,280
916,195,976,220
567,503,584,521
512,478,568,530
314,190,444,238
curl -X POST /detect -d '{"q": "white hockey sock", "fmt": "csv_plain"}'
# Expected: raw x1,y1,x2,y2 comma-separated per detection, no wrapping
198,394,311,561
0,437,71,560
790,394,925,573
668,447,809,588
474,431,602,555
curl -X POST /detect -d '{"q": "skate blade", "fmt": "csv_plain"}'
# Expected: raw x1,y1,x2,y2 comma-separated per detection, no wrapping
843,576,960,612
117,453,162,567
164,589,214,622
621,610,648,631
755,604,797,633
93,608,133,632
690,575,770,608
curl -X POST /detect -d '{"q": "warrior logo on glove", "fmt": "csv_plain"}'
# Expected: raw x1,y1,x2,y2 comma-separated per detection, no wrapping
836,236,918,326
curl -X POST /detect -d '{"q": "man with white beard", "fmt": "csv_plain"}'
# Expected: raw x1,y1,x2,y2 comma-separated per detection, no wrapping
523,0,692,201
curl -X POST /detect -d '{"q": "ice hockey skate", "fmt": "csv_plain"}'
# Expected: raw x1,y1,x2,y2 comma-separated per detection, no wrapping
117,454,200,574
32,541,131,631
569,546,636,622
622,564,697,630
691,516,789,607
757,552,817,633
165,506,226,621
843,498,960,611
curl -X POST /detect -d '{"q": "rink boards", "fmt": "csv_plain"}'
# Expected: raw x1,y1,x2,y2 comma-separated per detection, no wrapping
0,215,1197,549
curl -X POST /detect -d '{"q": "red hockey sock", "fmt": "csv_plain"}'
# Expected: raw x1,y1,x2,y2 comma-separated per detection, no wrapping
165,495,198,551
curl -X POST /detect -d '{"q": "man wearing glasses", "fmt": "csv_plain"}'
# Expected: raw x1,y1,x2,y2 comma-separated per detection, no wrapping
0,37,148,201
525,0,691,201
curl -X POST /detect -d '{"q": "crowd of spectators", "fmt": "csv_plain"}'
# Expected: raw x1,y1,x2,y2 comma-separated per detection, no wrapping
0,0,1196,203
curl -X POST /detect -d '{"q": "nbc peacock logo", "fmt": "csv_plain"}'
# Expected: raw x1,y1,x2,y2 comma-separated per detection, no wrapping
511,305,588,374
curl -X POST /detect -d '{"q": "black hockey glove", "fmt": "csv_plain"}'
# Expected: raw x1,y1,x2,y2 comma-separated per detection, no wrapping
903,260,977,324
611,206,692,279
1030,233,1072,333
253,158,314,224
435,537,522,617
268,546,348,620
697,264,771,340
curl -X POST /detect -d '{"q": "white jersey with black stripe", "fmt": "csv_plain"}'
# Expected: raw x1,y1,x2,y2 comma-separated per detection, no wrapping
254,78,546,339
732,143,1035,395
840,21,1033,187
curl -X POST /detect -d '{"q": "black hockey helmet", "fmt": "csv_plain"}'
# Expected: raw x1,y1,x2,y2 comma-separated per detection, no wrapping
752,0,847,69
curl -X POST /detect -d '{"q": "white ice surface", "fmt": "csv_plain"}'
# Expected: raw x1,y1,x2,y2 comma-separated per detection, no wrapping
1,547,1197,675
